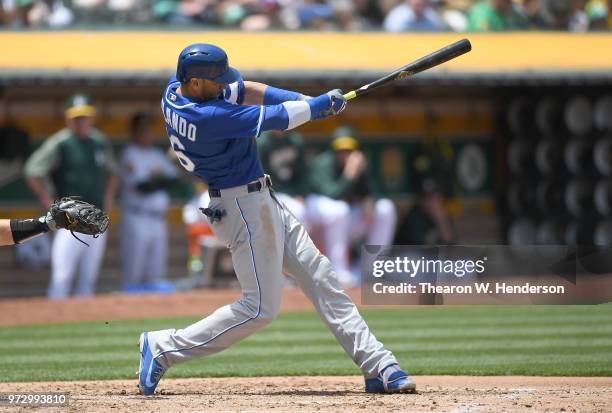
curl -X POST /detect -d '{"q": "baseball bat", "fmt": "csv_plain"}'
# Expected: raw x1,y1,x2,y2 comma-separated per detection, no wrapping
343,38,472,101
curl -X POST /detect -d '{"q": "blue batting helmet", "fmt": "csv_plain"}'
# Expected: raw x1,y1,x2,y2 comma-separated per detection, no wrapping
176,43,241,85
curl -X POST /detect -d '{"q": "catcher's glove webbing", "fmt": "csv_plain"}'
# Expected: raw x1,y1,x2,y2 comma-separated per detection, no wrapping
45,197,110,246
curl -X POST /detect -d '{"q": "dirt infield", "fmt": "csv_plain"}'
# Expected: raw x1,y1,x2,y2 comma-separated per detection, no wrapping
2,292,610,412
1,376,610,413
0,287,358,326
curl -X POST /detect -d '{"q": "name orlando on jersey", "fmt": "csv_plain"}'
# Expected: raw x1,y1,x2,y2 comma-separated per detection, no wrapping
162,96,197,142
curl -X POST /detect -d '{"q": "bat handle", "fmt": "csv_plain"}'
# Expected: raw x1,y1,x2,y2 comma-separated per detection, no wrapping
343,91,357,101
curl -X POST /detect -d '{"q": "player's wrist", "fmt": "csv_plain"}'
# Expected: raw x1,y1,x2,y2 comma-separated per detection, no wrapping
40,213,55,231
10,218,50,244
307,94,331,120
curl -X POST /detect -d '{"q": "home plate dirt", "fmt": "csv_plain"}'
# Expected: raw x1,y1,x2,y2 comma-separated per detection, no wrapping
1,376,611,413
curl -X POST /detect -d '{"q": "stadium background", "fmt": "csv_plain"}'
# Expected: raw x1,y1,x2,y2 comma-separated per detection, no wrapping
0,2,611,411
1,31,611,295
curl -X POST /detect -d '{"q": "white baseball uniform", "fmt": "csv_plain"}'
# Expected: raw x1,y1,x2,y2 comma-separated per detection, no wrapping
148,183,397,377
306,195,397,285
48,231,108,299
120,144,177,288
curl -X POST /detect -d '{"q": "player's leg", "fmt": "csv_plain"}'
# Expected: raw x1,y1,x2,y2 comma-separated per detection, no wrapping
367,198,397,245
280,209,415,393
348,204,367,241
145,190,285,369
144,218,171,291
273,192,307,226
281,206,397,376
120,212,148,289
305,195,352,282
74,232,108,297
346,200,396,285
47,230,84,299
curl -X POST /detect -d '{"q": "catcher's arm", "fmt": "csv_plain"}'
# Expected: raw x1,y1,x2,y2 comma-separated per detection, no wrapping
0,220,15,246
1,216,52,247
1,197,110,247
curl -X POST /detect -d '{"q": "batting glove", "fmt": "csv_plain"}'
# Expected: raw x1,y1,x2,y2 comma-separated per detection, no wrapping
326,89,347,116
309,89,347,120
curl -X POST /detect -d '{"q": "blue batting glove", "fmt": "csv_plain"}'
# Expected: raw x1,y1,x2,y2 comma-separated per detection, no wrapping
308,89,348,120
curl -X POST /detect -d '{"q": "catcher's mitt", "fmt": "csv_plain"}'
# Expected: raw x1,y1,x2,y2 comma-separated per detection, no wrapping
45,197,110,246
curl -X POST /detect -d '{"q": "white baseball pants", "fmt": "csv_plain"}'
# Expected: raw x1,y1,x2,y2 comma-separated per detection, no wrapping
148,186,397,378
47,230,108,300
305,195,397,278
120,210,168,286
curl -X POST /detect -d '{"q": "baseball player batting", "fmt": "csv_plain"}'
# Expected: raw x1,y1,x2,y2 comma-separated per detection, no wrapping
138,43,416,395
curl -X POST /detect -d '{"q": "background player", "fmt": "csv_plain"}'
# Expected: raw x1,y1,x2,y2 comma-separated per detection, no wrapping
138,43,415,396
120,112,179,294
308,129,397,286
24,94,118,300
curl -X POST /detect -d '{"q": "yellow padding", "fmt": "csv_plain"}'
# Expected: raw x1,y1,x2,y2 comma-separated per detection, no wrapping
0,33,611,72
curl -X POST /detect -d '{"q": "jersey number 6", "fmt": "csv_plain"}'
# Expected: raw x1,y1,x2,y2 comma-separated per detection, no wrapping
170,134,195,172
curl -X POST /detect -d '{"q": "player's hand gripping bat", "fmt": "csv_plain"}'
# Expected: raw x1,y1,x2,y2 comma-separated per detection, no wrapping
343,38,472,101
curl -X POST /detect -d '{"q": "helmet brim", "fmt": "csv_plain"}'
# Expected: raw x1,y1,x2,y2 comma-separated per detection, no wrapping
211,67,241,85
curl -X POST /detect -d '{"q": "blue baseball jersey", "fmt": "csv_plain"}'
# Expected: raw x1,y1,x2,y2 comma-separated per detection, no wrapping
161,76,329,190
